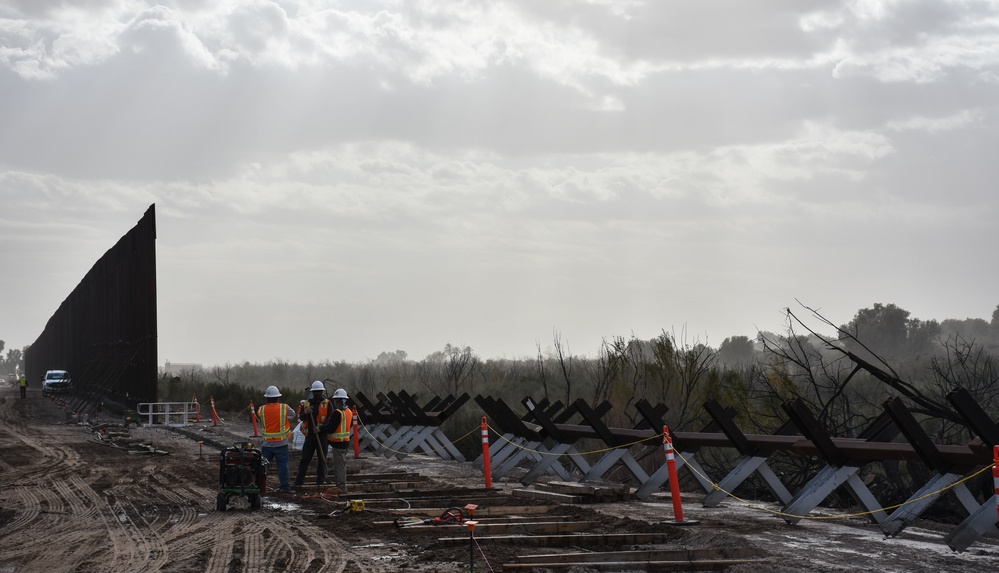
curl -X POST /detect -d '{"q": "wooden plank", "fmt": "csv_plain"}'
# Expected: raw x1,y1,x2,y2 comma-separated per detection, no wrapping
437,532,674,547
516,548,767,564
511,489,582,504
501,558,765,571
362,481,425,492
533,481,632,502
383,505,555,516
394,521,594,534
375,515,573,525
334,487,502,500
347,471,422,480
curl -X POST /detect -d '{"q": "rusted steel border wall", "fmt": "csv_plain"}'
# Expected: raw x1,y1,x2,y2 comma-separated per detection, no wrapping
25,204,158,414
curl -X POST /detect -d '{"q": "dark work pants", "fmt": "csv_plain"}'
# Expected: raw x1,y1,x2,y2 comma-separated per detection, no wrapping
294,433,327,486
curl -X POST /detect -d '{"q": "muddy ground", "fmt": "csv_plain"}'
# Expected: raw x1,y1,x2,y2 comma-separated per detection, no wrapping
1,381,998,572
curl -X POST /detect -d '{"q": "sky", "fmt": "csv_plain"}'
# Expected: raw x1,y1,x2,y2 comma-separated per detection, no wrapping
2,0,998,368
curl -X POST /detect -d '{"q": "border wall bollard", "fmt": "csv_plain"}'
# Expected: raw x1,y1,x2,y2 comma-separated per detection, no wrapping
480,417,492,489
250,400,260,437
351,406,361,458
210,396,219,427
661,425,698,526
994,445,998,523
193,394,200,422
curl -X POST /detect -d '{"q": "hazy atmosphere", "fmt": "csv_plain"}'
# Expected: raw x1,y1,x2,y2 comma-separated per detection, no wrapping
2,0,997,367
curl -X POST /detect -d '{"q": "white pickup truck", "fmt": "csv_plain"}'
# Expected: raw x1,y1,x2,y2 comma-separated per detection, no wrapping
41,370,72,395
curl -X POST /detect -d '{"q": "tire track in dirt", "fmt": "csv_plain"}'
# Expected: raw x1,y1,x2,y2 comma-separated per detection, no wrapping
0,488,41,536
201,514,236,573
244,522,265,569
0,478,109,570
100,494,171,572
54,473,97,517
0,399,85,488
145,473,213,531
108,483,195,534
197,512,350,573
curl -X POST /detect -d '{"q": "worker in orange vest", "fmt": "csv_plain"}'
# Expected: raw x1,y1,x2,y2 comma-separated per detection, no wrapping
324,388,353,492
257,386,297,494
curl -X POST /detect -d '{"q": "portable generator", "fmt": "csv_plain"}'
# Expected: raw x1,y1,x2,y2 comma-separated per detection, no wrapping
215,441,267,511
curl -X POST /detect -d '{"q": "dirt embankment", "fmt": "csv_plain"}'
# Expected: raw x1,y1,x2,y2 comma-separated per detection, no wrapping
1,381,997,572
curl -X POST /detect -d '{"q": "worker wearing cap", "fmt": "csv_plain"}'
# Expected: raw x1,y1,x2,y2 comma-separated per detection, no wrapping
324,388,353,492
257,386,297,494
294,380,332,487
18,373,27,399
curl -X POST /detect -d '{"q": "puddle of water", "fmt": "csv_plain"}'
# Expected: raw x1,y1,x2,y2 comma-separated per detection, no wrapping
354,542,403,550
264,500,302,511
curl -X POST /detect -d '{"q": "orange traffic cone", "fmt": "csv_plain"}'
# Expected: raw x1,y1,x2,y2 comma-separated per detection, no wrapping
250,400,260,437
192,394,201,422
210,396,219,426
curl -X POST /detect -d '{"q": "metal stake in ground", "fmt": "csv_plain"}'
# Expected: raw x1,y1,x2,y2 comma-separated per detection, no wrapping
465,520,478,573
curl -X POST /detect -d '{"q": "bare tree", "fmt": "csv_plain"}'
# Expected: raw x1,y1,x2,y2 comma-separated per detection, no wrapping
440,344,477,396
551,330,574,406
211,362,239,387
785,303,959,424
419,344,478,396
535,340,551,402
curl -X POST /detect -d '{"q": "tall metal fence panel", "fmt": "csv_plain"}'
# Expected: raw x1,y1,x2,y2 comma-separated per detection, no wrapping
26,204,158,415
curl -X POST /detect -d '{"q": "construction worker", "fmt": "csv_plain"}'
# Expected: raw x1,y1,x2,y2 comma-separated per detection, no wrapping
324,388,353,492
257,386,296,494
18,373,27,399
294,380,331,487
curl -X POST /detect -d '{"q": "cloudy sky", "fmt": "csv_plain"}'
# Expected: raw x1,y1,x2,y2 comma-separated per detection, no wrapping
2,0,997,367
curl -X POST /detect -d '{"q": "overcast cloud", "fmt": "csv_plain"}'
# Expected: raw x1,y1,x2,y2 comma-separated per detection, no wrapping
2,0,997,367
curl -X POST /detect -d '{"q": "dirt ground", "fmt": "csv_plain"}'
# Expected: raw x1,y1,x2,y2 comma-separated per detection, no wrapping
1,381,998,572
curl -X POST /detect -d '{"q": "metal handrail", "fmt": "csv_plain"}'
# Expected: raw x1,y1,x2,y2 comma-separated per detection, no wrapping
136,401,199,427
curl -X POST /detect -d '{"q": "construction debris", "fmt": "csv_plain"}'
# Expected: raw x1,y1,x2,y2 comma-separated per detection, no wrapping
88,421,170,455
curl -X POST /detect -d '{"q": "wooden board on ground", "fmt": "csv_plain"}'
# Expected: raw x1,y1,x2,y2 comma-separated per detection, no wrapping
437,532,675,547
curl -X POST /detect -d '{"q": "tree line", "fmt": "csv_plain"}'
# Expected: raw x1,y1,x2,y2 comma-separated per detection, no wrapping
0,342,23,378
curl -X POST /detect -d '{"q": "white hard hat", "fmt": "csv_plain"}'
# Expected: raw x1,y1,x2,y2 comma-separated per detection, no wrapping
332,388,348,400
310,380,325,392
264,385,281,398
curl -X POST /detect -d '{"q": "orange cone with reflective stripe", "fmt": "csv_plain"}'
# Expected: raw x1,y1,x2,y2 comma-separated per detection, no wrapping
210,396,219,426
661,425,698,526
480,417,492,489
192,394,200,422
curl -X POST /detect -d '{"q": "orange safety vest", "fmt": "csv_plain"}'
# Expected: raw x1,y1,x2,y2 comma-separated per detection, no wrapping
298,399,330,435
327,408,353,443
257,403,292,443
